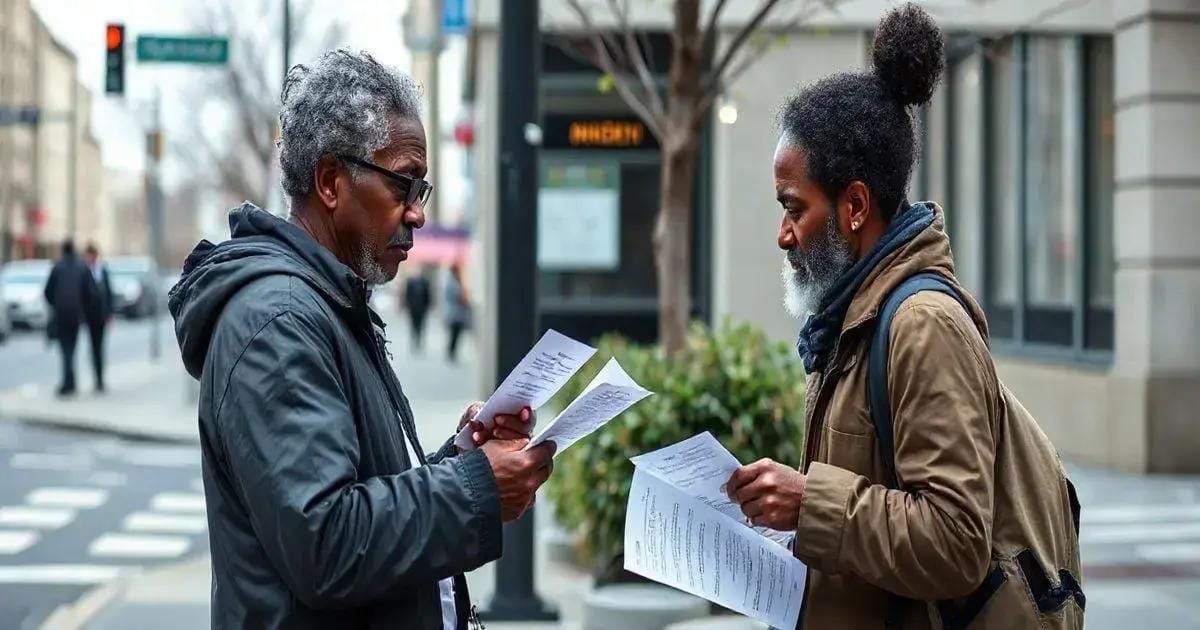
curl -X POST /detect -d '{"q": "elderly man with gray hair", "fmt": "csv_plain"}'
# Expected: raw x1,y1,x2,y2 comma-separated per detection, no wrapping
168,50,554,629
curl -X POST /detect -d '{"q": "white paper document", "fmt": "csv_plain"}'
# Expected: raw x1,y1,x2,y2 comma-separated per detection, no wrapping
631,432,794,546
526,358,653,456
624,467,806,629
454,330,597,451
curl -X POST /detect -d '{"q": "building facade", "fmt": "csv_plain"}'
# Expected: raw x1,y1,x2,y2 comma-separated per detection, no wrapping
0,0,39,261
0,0,114,262
467,0,1200,473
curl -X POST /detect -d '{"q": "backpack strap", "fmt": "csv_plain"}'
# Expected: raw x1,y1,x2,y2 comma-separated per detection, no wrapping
867,272,969,489
869,273,1008,630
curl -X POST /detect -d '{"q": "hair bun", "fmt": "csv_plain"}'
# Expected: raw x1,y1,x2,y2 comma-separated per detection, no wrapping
872,3,945,107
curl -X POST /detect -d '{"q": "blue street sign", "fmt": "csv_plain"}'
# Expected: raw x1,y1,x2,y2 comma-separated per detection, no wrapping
443,0,469,34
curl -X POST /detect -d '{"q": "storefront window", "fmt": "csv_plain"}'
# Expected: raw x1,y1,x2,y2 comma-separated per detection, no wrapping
950,52,984,296
1024,37,1081,344
1085,37,1115,350
987,39,1019,338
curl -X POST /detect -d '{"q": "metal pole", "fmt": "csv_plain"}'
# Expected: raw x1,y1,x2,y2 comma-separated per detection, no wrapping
484,0,554,620
427,0,443,224
147,88,163,361
282,0,291,85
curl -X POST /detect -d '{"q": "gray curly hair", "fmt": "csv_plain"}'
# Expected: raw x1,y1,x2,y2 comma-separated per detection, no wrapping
278,50,422,205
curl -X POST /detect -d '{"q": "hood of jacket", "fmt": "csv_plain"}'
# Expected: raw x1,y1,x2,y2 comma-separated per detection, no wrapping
168,203,369,378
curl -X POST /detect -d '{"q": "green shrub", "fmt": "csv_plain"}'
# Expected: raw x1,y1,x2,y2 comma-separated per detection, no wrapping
544,320,807,580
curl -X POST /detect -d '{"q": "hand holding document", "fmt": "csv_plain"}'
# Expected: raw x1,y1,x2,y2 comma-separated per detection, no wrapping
625,433,806,628
455,329,596,451
625,468,806,629
457,330,653,456
630,432,794,545
526,358,652,456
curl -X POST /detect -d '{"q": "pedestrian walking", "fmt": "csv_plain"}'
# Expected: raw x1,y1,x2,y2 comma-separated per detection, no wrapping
403,267,432,352
443,262,471,363
43,239,92,397
724,5,1083,628
83,242,114,392
169,50,553,629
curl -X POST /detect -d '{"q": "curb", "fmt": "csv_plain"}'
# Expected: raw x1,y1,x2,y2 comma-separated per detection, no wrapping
5,412,199,444
39,572,136,630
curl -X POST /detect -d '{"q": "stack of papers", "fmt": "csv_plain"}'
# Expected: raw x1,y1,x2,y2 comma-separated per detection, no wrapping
454,330,652,456
625,433,807,628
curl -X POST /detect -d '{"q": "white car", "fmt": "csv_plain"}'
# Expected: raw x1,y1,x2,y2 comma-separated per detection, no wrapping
1,259,52,329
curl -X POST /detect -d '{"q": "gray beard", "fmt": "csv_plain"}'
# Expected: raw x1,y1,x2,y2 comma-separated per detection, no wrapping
781,210,855,319
356,243,390,287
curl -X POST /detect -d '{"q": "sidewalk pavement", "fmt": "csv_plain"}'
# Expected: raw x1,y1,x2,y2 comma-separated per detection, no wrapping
15,303,1200,628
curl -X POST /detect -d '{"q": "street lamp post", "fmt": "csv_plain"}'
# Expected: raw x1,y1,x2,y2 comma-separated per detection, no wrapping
484,0,555,621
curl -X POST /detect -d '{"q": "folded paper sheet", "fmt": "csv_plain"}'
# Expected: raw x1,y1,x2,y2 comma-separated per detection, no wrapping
526,358,652,456
624,467,806,629
454,329,596,451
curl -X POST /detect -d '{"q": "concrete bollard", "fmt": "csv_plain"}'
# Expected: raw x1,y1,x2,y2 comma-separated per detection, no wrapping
583,584,709,630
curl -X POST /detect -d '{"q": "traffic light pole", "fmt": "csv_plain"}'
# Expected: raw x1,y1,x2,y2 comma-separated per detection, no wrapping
484,0,555,621
147,87,164,361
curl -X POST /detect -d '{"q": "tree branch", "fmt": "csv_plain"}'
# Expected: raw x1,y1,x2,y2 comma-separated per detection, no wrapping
703,0,787,100
563,0,666,139
607,0,665,118
701,0,732,65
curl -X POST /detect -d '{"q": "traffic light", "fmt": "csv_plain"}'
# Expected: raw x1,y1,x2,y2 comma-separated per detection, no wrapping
105,24,124,95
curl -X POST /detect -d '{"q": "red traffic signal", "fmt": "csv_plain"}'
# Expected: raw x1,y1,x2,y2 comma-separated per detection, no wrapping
105,24,125,94
106,24,123,51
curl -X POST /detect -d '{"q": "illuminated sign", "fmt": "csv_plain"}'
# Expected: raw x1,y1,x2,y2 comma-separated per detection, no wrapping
544,114,658,150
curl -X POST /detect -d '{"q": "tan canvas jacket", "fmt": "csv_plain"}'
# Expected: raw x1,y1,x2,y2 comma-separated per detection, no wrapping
792,207,1084,629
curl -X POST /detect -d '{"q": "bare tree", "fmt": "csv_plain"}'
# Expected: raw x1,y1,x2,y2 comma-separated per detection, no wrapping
559,0,837,358
175,0,343,206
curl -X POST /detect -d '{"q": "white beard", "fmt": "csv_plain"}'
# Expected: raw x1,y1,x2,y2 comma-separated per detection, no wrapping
781,259,822,319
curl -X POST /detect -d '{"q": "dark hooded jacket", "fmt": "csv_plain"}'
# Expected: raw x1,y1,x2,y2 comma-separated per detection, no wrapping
169,204,501,629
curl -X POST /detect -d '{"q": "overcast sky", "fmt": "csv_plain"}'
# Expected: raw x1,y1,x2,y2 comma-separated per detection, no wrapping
30,0,417,177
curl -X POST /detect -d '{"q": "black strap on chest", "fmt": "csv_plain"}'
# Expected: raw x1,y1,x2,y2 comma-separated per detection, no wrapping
867,273,1004,630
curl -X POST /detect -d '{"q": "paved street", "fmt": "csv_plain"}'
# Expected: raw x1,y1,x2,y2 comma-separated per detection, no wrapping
0,421,206,630
0,317,170,392
4,301,1200,628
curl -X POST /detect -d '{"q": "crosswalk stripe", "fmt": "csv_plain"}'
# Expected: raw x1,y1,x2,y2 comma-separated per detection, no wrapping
122,447,201,468
26,487,108,509
9,453,85,472
0,564,135,585
1082,521,1200,545
88,533,191,559
1084,504,1200,524
150,492,206,513
0,506,76,529
0,531,38,555
122,512,208,535
1136,542,1200,564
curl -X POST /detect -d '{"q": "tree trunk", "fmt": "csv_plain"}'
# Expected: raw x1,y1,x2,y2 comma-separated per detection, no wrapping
654,134,699,359
656,0,704,359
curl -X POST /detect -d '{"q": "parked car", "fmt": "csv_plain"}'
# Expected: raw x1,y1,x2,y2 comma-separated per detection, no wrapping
108,256,162,319
1,259,52,329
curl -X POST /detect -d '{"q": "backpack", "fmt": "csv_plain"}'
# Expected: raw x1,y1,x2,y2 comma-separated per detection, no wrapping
867,272,1084,629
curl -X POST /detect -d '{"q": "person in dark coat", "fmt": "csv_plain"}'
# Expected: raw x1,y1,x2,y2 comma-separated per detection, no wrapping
83,242,114,392
43,239,92,396
403,267,432,352
169,50,554,630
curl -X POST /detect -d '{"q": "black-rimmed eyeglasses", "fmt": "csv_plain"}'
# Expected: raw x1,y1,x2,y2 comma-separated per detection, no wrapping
338,154,433,208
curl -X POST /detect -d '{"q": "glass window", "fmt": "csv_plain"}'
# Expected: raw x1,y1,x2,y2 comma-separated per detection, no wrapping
1025,37,1081,310
1085,37,1115,349
987,39,1019,338
950,53,985,296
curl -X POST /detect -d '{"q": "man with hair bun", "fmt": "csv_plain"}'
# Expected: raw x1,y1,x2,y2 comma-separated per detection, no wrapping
725,5,1084,628
169,50,555,629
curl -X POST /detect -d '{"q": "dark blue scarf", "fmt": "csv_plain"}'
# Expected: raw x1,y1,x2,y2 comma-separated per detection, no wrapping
796,201,935,373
